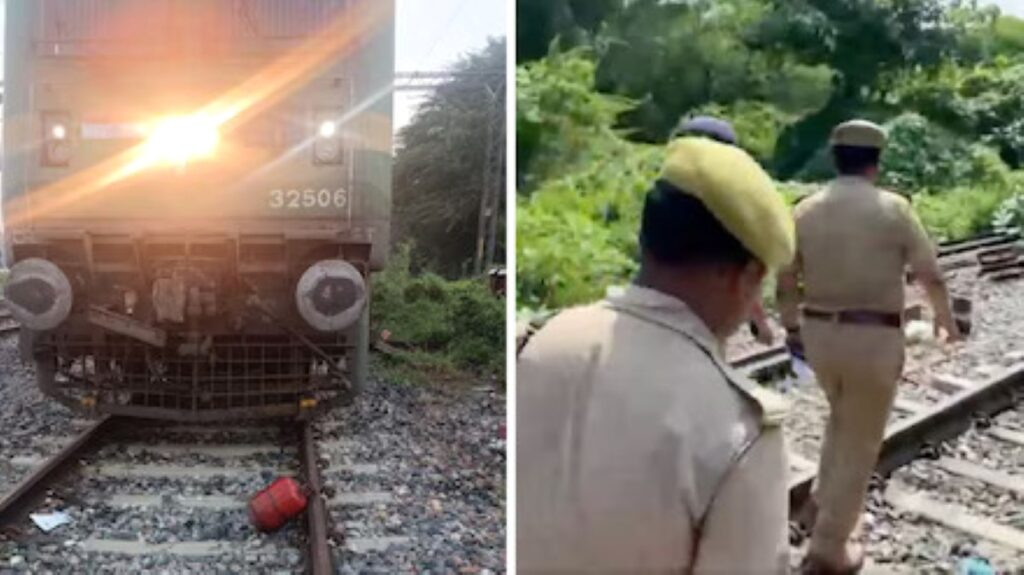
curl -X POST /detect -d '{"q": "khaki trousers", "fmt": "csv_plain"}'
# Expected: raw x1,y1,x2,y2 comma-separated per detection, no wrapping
802,319,904,562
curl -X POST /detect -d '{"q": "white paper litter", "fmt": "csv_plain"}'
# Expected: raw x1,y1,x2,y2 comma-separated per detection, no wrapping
29,511,71,533
905,319,935,345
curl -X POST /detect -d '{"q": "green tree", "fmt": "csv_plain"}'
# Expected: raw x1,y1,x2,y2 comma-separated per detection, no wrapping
516,49,630,192
752,0,958,177
392,39,506,277
516,0,624,63
593,0,769,142
889,61,1024,168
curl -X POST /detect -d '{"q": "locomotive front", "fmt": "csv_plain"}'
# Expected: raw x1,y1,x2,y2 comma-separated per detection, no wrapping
1,0,395,421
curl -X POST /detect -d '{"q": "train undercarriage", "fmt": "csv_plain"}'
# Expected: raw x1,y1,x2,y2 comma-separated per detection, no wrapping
5,230,370,421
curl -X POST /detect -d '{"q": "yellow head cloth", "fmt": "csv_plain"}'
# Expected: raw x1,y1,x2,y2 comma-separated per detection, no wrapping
659,137,795,270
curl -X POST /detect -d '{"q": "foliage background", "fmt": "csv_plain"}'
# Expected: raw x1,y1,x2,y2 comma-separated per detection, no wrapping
517,0,1024,315
393,39,507,278
372,246,505,382
371,40,506,381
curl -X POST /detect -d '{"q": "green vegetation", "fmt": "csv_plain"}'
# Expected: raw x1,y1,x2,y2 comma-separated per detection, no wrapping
382,41,506,383
517,0,1024,314
371,246,504,385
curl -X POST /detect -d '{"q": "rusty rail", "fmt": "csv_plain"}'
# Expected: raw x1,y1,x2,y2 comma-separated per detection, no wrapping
731,344,786,369
789,364,1024,512
0,415,113,525
937,233,1016,258
731,345,792,383
300,421,333,575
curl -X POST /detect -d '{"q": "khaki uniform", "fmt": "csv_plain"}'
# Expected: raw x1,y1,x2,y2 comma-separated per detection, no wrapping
517,285,789,573
784,176,941,560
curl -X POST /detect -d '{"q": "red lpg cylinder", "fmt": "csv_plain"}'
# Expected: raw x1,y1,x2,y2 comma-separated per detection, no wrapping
249,477,309,532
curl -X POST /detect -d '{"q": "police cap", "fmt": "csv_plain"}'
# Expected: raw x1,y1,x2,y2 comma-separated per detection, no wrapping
829,119,887,149
673,116,738,145
660,137,795,270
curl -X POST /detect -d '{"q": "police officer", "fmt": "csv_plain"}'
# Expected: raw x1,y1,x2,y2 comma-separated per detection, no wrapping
673,115,776,346
777,119,962,573
518,137,795,572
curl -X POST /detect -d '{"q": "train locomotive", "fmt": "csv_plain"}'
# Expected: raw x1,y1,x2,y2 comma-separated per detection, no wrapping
1,0,395,421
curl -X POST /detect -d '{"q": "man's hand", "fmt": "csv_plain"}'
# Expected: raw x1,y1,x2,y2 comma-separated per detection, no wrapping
934,318,964,344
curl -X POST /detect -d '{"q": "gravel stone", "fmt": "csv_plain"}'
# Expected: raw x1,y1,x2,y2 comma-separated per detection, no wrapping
1,328,505,573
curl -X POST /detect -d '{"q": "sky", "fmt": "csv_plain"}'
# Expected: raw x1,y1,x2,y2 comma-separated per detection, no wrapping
985,0,1024,18
394,0,506,130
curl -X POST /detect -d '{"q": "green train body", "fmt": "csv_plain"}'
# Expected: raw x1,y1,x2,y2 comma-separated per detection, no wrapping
2,0,395,421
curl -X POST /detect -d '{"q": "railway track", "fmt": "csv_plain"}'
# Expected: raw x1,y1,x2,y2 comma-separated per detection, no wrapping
0,417,391,573
0,306,503,572
0,375,503,574
725,233,1024,571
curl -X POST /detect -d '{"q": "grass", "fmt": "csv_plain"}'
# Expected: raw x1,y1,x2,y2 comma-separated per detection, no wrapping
370,245,505,386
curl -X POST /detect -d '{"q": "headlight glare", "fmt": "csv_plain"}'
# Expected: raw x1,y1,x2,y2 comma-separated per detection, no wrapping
142,114,220,166
318,121,337,138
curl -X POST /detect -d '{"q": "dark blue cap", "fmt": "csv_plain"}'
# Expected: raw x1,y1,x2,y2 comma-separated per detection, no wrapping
674,116,738,145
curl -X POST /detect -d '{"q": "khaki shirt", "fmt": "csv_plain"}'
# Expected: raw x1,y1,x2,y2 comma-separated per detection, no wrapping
788,176,939,315
517,285,789,573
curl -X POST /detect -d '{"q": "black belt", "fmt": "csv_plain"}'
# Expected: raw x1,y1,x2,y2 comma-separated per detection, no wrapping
803,308,902,329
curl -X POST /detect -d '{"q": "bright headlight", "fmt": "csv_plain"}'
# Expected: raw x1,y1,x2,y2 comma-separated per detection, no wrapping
318,120,337,138
51,124,68,140
142,115,220,166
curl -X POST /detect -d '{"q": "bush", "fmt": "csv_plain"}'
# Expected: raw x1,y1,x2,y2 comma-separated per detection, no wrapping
518,201,639,311
517,50,632,193
372,246,504,378
992,183,1024,234
517,131,662,311
913,184,1015,242
890,61,1024,169
881,113,1003,192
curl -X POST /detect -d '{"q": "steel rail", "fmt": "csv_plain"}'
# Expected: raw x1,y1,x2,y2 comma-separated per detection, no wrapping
300,421,332,575
0,415,113,525
789,364,1024,512
937,233,1017,258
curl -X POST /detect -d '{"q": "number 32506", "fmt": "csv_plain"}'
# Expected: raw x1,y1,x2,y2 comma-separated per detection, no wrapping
269,189,348,209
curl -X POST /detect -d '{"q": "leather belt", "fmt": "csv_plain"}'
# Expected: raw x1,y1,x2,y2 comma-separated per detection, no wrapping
802,308,902,329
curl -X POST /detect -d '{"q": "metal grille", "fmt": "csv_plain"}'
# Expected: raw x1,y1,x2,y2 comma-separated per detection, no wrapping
40,332,349,420
226,0,350,39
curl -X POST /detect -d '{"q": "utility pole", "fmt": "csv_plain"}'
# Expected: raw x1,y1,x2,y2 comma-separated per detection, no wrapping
481,79,506,274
